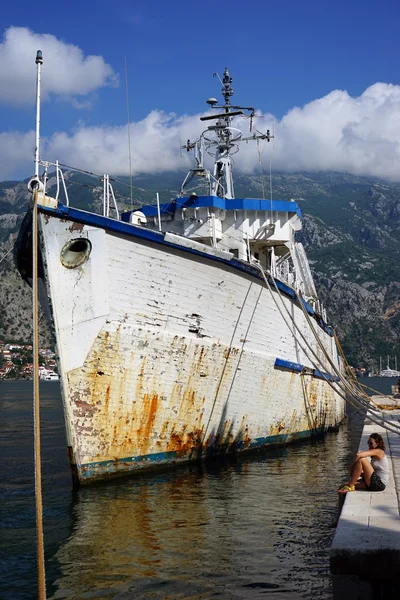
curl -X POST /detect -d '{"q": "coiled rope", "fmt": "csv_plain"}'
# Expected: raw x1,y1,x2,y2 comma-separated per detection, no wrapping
32,188,47,599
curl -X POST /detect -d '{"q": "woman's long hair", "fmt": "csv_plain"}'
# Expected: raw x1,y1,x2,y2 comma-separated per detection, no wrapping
370,432,385,451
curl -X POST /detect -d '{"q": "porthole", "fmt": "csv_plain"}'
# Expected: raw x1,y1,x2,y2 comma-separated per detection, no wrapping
60,238,92,269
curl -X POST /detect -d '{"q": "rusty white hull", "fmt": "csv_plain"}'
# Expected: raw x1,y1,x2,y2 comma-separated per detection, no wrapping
36,206,345,484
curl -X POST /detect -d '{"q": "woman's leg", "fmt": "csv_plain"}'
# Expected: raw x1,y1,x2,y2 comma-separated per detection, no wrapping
349,457,374,488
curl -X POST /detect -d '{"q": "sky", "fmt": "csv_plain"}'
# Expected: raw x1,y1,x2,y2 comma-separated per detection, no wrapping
1,0,400,182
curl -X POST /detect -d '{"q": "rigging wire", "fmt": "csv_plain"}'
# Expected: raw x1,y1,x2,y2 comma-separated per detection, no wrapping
0,246,13,264
124,56,134,211
256,138,266,199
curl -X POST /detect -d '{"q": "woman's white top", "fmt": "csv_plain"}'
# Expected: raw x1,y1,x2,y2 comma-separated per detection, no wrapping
371,454,389,486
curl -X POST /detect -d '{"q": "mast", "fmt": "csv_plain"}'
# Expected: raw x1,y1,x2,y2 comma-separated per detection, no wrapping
34,51,43,178
210,68,235,198
181,68,272,199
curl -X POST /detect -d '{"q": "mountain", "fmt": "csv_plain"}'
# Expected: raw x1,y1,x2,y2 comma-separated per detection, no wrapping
1,169,400,371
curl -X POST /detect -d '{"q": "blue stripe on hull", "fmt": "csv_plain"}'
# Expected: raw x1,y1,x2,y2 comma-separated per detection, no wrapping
274,357,340,382
78,427,328,482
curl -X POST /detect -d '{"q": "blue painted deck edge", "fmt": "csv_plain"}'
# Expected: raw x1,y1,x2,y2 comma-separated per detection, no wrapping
274,357,339,382
79,427,326,480
39,203,333,337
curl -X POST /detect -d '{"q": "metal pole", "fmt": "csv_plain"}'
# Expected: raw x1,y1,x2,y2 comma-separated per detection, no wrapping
103,176,106,216
156,193,162,232
34,51,43,178
106,175,110,217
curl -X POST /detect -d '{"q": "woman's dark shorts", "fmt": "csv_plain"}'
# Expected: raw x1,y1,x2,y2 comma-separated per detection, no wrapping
368,472,386,491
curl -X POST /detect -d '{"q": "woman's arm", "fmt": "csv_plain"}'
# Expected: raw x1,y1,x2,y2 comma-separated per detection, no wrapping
356,449,385,459
349,448,384,471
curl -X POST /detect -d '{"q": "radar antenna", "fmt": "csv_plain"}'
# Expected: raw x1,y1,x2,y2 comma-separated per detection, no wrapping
180,68,274,199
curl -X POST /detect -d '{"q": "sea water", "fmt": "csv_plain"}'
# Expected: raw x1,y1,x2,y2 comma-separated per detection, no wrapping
0,378,393,599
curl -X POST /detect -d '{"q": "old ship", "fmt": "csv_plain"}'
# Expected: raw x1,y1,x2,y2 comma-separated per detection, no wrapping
15,55,346,485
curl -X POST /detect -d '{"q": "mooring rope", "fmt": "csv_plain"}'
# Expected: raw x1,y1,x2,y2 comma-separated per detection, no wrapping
0,245,13,264
32,188,47,599
293,287,400,430
334,333,396,401
254,263,400,435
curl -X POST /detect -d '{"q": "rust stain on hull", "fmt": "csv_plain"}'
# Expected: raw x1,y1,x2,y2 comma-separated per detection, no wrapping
65,326,343,481
68,222,84,233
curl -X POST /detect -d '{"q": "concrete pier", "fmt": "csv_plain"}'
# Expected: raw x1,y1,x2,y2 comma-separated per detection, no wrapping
330,413,400,599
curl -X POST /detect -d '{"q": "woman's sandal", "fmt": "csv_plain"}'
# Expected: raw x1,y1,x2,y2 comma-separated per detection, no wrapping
338,484,355,493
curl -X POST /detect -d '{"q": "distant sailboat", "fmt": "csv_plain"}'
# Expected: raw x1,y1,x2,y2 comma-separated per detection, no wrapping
380,355,400,377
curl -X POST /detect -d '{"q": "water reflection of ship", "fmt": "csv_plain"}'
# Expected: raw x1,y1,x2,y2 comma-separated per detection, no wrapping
50,462,238,598
49,436,347,599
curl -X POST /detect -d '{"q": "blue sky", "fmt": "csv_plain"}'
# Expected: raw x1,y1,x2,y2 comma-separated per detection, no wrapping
1,0,400,181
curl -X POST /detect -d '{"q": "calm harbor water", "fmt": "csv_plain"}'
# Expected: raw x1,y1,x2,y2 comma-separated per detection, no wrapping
0,378,395,599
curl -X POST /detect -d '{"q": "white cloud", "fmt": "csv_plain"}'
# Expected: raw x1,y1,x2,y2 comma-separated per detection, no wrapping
2,81,400,182
45,110,201,176
0,27,117,106
0,131,36,181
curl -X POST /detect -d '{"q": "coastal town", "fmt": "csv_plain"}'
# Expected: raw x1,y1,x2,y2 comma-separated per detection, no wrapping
0,340,58,380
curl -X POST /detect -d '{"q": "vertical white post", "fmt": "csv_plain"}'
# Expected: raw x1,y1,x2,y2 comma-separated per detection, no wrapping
246,233,251,263
270,246,276,278
103,175,106,216
34,51,43,178
106,175,110,217
156,193,162,232
211,213,216,248
55,160,60,200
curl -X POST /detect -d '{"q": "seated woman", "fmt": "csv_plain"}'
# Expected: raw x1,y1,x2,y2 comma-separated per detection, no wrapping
338,432,389,493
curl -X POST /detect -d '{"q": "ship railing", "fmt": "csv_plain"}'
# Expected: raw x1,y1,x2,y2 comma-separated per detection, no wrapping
38,160,71,206
102,174,119,219
39,160,119,219
54,160,70,206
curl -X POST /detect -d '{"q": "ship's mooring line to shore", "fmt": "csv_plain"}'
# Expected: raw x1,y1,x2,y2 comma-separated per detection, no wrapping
0,246,13,264
218,286,264,415
333,334,389,405
293,285,400,428
32,187,47,599
335,344,395,401
276,272,400,433
358,378,397,398
296,294,400,433
255,264,400,435
263,262,384,416
201,281,254,444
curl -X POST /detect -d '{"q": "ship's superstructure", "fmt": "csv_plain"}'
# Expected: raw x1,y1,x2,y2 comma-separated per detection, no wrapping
16,60,346,485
